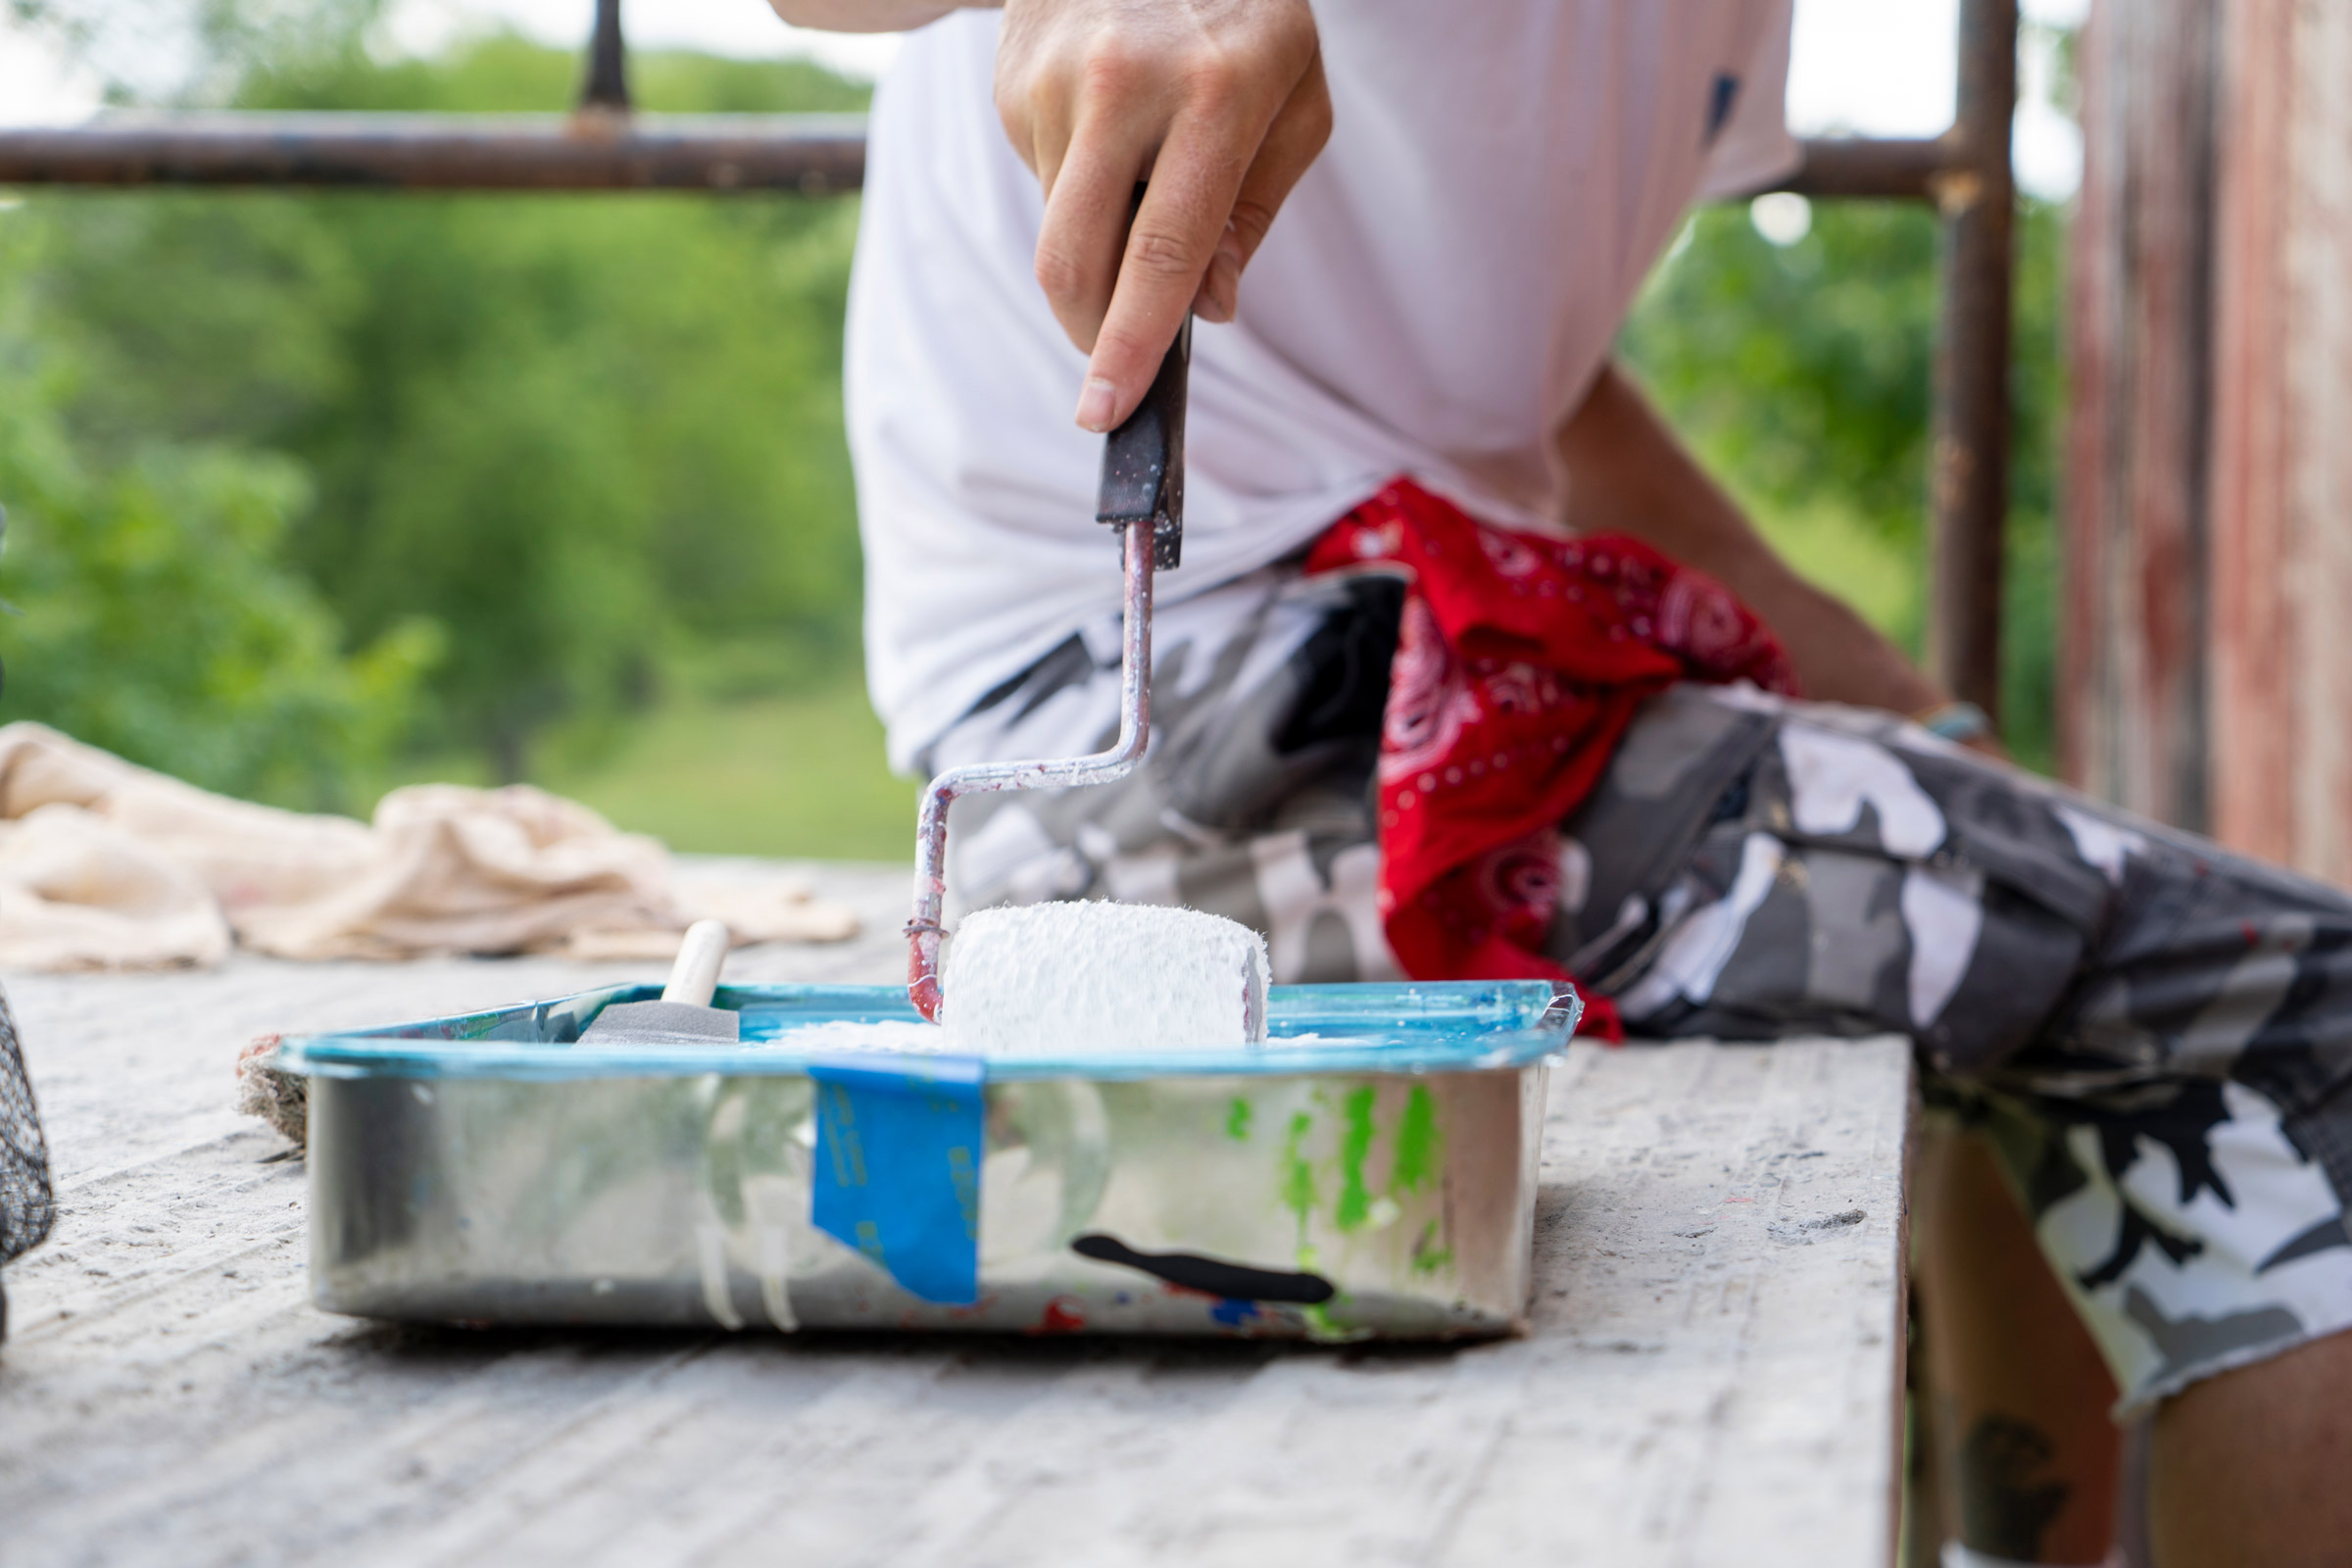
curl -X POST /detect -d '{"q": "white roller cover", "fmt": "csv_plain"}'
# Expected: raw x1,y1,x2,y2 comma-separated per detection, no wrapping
941,903,1270,1055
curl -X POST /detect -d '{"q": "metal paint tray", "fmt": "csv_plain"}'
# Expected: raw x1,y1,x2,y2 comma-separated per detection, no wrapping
273,980,1574,1341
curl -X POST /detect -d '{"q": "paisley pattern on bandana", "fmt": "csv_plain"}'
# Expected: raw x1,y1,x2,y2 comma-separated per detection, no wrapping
1378,598,1478,783
1302,480,1795,1017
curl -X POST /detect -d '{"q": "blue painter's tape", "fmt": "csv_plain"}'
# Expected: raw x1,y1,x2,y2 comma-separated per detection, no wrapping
808,1054,986,1305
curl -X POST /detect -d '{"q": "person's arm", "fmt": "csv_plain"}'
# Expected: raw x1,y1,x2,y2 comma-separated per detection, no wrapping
1558,361,1950,719
765,1,966,31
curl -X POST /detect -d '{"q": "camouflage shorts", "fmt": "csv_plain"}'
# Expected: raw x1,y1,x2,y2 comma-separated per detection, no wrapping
929,571,2352,1413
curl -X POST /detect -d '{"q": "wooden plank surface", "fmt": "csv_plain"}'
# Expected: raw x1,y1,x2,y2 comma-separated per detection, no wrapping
0,861,1911,1568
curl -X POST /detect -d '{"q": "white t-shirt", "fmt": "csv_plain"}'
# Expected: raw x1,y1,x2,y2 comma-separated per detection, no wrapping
849,0,1799,770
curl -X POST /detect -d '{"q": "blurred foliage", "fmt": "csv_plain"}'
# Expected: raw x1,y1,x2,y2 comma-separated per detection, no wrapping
19,24,868,783
1623,197,2068,771
0,217,437,806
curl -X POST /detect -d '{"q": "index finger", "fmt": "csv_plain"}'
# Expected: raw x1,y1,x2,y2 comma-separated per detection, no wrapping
1073,122,1251,432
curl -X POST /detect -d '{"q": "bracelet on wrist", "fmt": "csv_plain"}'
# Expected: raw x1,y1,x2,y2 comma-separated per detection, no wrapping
1913,700,1993,744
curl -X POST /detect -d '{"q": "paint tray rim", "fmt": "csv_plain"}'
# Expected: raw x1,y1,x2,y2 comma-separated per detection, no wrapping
271,978,1578,1083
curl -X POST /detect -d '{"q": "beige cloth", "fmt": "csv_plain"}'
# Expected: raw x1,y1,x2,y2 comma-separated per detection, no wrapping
0,723,860,970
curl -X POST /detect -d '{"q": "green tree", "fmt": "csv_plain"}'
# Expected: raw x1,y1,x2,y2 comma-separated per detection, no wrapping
1622,197,2066,770
27,27,869,778
0,216,435,807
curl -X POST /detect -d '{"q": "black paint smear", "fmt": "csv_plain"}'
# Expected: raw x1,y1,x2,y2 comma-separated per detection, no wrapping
1071,1234,1336,1304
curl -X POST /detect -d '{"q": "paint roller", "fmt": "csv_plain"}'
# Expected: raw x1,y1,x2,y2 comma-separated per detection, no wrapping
905,310,1268,1050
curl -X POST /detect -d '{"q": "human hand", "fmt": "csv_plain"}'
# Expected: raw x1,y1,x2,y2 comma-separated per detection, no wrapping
763,1,962,30
993,0,1330,430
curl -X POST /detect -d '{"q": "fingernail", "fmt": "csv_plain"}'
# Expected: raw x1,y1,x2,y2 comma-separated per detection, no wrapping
1074,375,1118,432
1201,225,1245,321
1215,224,1245,273
1206,252,1241,321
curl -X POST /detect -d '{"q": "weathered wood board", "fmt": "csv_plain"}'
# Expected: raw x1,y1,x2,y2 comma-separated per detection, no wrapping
0,861,1911,1568
2066,0,2352,869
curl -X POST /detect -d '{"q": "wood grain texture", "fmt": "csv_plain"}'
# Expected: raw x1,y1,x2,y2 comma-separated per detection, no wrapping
0,861,1910,1568
2062,0,2220,830
2208,0,2352,877
2068,0,2352,875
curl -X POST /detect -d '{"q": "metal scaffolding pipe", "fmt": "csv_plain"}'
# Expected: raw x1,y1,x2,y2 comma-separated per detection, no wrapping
0,117,1959,203
1928,0,2020,722
1774,136,1953,201
0,113,867,193
577,0,631,114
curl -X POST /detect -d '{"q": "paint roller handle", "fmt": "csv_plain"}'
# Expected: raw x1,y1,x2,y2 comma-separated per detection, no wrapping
662,919,731,1007
1097,187,1190,570
906,196,1190,1025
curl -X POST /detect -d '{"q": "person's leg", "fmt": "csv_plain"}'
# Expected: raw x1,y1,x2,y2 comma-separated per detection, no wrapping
1554,694,2130,1562
1564,690,2352,1565
1913,1119,2121,1564
1965,820,2352,1568
2147,1326,2352,1567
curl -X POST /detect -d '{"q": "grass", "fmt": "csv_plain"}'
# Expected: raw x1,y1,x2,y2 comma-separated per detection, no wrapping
544,684,918,860
371,680,919,860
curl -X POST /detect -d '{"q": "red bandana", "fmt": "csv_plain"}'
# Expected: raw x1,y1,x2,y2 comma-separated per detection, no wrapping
1302,479,1798,1038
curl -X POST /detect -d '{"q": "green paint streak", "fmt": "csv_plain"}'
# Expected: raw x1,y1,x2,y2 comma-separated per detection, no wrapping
1409,1219,1454,1277
1225,1097,1253,1141
1334,1086,1378,1232
1301,1301,1373,1344
1281,1110,1317,1242
1390,1084,1441,1195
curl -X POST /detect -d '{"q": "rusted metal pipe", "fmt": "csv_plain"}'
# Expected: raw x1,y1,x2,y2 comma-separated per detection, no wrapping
1927,0,2019,722
577,0,631,115
0,113,867,192
2,121,1948,203
1771,136,1954,201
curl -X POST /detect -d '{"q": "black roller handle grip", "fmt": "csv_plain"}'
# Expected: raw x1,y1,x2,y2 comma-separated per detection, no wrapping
1094,192,1190,570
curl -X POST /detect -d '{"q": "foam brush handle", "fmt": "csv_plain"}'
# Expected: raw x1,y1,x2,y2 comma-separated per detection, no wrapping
662,919,731,1007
